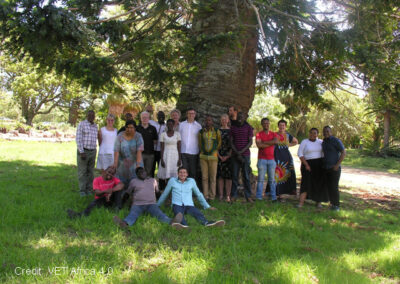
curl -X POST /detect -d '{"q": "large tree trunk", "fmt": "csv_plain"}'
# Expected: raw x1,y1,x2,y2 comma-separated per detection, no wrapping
177,0,258,123
383,109,391,149
21,97,35,126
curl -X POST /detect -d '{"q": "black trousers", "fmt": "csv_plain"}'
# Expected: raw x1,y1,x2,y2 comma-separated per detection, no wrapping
152,150,161,178
325,168,341,207
181,153,199,180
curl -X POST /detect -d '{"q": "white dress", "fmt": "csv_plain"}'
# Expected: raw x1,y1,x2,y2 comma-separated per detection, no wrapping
157,131,181,179
97,127,117,170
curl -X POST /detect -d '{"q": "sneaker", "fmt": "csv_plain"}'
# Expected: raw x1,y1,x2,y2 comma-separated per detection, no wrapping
171,223,189,230
170,213,183,226
330,205,340,211
113,216,128,229
205,220,226,227
67,209,81,219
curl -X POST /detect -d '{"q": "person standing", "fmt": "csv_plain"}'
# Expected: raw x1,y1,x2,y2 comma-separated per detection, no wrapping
228,106,239,127
179,108,202,179
151,111,166,177
76,110,98,196
255,118,279,202
118,112,133,134
170,109,181,132
297,128,328,208
113,120,144,185
230,112,254,202
136,111,158,177
274,119,298,201
322,126,346,211
199,115,222,201
217,114,233,202
97,114,117,172
157,119,182,188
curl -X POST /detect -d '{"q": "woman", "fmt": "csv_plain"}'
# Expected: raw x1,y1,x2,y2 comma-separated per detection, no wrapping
97,114,117,172
113,120,144,185
274,119,298,201
297,128,328,208
199,115,221,201
157,119,182,185
170,109,181,132
217,114,232,202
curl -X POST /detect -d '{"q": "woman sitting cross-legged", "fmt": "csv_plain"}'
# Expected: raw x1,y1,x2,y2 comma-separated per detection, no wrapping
113,167,185,229
157,167,225,229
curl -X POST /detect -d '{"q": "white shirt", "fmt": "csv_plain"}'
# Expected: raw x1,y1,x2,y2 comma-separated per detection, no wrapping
152,122,166,151
179,120,202,155
99,127,117,154
298,139,323,160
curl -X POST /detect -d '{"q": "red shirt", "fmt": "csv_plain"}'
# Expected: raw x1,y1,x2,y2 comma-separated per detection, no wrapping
93,176,121,199
256,130,277,160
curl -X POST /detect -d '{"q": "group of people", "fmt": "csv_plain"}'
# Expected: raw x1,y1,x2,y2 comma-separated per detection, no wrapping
69,105,346,230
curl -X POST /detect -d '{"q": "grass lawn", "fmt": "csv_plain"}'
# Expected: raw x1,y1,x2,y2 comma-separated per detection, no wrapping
1,140,399,283
341,149,400,174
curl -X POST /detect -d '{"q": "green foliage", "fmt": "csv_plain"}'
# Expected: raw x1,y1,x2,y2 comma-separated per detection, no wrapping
305,91,376,148
248,91,286,132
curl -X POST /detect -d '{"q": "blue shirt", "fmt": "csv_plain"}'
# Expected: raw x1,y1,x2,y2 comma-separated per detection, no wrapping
322,136,345,169
157,178,210,209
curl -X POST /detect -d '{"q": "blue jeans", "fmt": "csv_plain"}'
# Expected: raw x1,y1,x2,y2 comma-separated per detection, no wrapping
172,204,208,226
231,155,252,199
124,204,171,226
256,159,277,200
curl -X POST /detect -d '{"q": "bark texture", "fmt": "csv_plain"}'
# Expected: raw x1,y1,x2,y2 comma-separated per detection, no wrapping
177,0,258,124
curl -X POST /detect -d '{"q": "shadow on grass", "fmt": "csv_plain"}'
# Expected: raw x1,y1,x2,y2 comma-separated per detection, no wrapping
1,160,399,283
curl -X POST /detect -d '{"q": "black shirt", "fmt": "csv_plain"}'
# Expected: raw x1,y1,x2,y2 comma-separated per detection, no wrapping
136,124,158,154
322,136,345,169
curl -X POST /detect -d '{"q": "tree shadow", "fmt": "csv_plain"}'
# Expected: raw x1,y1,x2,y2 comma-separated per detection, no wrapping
1,159,399,283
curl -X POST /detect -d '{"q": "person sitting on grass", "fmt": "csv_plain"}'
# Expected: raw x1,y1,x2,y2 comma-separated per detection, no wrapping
67,166,124,218
112,167,185,229
157,167,225,229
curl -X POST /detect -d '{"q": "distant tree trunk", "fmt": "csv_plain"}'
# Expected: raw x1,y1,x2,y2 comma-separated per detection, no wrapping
21,97,35,126
383,109,391,149
177,0,258,123
68,98,81,127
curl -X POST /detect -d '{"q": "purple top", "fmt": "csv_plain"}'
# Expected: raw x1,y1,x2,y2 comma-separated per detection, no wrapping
230,123,253,157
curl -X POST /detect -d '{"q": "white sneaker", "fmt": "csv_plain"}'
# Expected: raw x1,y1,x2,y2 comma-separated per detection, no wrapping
205,220,226,227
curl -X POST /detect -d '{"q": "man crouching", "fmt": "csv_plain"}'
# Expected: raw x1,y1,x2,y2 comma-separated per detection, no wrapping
113,167,184,229
67,166,124,218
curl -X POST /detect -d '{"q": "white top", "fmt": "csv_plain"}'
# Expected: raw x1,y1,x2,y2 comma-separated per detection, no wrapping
153,122,166,151
179,120,202,155
99,127,117,154
297,138,323,160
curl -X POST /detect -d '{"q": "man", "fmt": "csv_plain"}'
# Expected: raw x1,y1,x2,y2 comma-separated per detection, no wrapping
228,106,239,127
136,111,158,177
76,110,98,196
230,112,254,202
117,112,133,134
255,118,279,202
67,166,124,218
150,111,166,177
198,115,221,201
157,167,225,228
113,167,185,229
179,108,202,179
322,126,346,211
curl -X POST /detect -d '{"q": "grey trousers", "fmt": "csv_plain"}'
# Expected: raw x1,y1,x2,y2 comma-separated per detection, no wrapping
77,149,96,195
142,153,155,177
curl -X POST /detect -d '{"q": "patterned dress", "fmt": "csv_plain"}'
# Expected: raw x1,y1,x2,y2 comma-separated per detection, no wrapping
114,132,144,184
217,128,232,179
274,132,296,195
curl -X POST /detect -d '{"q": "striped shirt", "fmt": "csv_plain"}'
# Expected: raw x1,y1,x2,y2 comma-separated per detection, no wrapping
230,123,253,157
76,120,98,153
